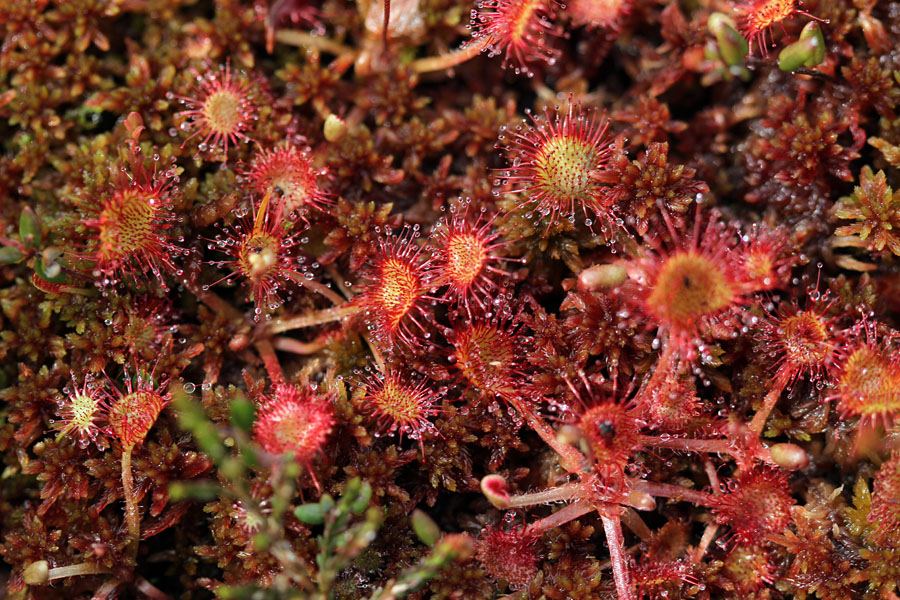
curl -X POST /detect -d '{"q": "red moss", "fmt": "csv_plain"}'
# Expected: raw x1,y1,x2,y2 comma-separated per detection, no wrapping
599,141,707,236
721,545,777,592
834,165,900,257
500,102,614,227
612,98,687,149
744,95,862,212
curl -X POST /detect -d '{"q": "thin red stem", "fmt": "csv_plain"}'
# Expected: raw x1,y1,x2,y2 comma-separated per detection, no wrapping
523,500,594,538
255,339,284,384
601,511,636,600
121,446,140,559
410,35,492,74
749,371,789,435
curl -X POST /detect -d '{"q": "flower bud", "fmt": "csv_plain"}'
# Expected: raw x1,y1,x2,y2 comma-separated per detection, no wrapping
778,23,825,71
481,474,511,509
708,12,748,66
324,114,347,142
769,443,809,471
411,509,441,545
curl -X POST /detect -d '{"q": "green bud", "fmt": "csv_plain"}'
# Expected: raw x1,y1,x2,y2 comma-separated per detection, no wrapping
0,246,24,264
579,263,627,292
798,21,825,66
411,509,441,546
294,501,327,525
344,476,362,502
168,481,221,501
23,560,49,585
282,456,301,479
323,114,347,142
220,457,245,481
708,12,748,66
349,480,373,515
19,206,42,250
320,494,335,513
779,24,825,71
252,531,270,550
229,397,255,432
33,256,66,284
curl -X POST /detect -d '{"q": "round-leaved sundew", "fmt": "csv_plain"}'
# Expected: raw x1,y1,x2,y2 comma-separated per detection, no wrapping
500,101,614,227
475,525,539,590
428,203,513,315
470,0,558,75
829,333,900,430
84,153,182,288
253,383,334,469
104,368,171,450
240,145,330,217
629,212,754,360
174,60,260,158
738,0,815,56
354,227,432,350
359,370,441,451
206,190,307,319
53,375,105,450
568,0,630,30
711,466,795,545
447,312,523,399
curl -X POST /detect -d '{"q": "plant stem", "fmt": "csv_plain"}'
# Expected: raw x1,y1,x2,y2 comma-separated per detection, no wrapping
693,522,719,562
504,481,582,508
638,433,774,465
272,336,328,355
276,29,356,56
179,274,244,322
46,562,107,581
524,500,594,538
601,511,636,600
286,271,346,305
410,36,492,74
631,479,711,506
268,303,361,334
255,339,285,384
120,446,140,559
749,372,789,435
